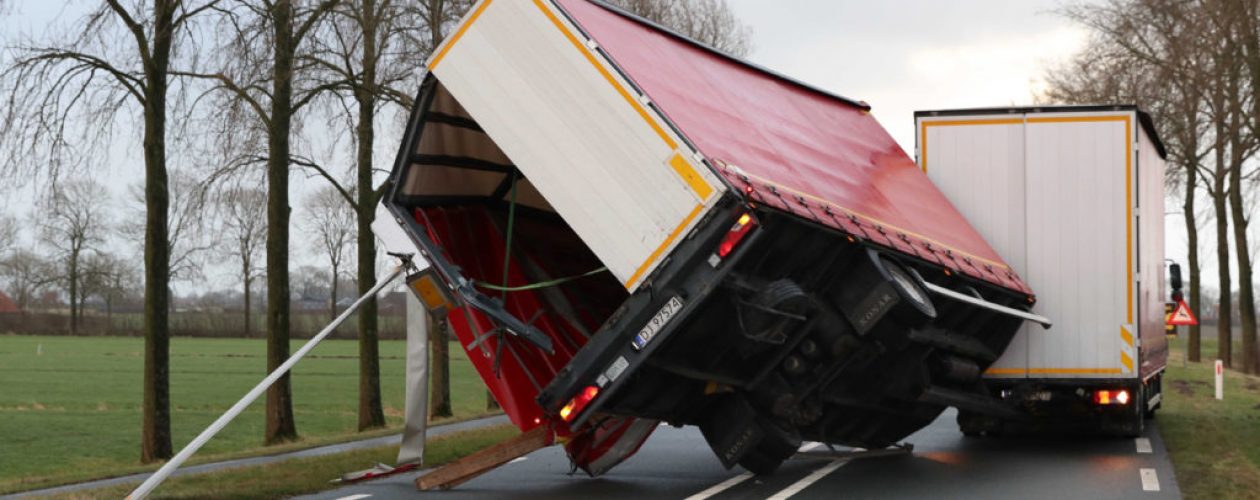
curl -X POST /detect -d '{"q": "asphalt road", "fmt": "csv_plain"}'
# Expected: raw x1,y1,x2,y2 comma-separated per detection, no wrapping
304,408,1181,500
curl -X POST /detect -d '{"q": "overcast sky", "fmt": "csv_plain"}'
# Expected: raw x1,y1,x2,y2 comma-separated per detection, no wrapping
726,0,1086,150
13,1,1213,296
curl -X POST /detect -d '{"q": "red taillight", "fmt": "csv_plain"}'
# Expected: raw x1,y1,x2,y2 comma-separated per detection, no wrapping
559,385,600,422
717,213,757,258
1093,389,1130,405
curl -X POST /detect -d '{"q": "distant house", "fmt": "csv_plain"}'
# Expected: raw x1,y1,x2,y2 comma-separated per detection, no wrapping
0,291,19,314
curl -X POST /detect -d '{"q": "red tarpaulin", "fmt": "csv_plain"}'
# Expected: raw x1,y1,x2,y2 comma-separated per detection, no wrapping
556,0,1030,295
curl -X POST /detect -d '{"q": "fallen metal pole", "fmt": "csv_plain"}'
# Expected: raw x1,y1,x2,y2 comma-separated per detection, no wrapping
127,264,407,500
920,281,1053,329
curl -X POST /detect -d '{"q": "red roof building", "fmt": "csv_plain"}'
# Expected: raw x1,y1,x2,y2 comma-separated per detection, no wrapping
0,291,19,314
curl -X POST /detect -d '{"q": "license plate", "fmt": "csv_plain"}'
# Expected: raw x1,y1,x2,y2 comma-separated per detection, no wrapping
632,296,683,351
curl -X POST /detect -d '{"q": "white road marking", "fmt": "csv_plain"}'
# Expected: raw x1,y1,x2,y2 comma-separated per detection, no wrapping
1140,468,1160,491
335,494,373,500
1135,437,1152,454
798,441,822,453
767,460,847,500
683,472,753,500
509,457,528,464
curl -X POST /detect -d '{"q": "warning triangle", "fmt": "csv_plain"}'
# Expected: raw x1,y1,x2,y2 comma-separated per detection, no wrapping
1168,299,1198,326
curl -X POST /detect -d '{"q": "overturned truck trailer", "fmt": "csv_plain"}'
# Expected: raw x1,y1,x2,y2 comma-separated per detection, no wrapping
381,0,1045,476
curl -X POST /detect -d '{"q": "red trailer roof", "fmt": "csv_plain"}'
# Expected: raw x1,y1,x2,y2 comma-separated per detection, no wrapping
555,0,1030,295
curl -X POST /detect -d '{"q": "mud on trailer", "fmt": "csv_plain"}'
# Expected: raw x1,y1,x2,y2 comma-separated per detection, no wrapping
379,0,1049,479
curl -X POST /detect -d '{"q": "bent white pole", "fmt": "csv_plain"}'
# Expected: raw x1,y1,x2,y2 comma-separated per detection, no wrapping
128,264,407,500
920,281,1053,329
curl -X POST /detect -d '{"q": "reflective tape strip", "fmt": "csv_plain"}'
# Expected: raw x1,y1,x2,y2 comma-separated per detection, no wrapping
670,152,714,201
532,0,678,150
985,367,1124,375
428,0,494,69
624,203,706,289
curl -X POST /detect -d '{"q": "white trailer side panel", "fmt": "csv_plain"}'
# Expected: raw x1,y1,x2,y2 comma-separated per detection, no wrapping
918,116,1029,377
918,110,1146,380
1137,129,1168,378
427,0,725,291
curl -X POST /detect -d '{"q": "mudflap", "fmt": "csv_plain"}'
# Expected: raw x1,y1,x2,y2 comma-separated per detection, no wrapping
564,416,659,477
699,395,800,475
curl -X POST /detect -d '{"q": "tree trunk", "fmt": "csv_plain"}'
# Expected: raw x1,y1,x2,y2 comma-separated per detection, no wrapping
1214,156,1233,368
486,390,499,411
265,0,298,445
1184,159,1202,362
429,313,452,418
140,0,176,464
355,0,386,431
330,261,338,323
423,0,454,423
243,269,252,338
69,250,78,335
1228,131,1256,373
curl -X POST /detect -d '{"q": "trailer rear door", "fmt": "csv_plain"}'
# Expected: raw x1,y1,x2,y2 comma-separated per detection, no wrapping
427,0,725,292
918,108,1159,380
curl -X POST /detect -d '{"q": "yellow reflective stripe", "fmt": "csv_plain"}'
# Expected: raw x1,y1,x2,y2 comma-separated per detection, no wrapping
532,0,678,150
670,152,713,201
1120,326,1134,347
919,118,1024,173
985,367,1125,375
1121,351,1134,372
428,0,493,70
625,204,705,289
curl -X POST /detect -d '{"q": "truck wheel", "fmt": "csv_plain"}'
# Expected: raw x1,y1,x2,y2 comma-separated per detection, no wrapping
877,255,936,321
1124,386,1146,437
738,448,785,475
738,420,799,475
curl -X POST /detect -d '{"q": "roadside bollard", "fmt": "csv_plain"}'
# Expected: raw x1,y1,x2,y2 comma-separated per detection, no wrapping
1215,360,1223,400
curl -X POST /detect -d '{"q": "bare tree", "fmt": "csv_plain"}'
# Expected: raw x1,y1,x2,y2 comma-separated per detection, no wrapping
82,252,138,328
38,179,110,336
306,0,464,431
305,185,355,321
0,214,16,255
608,0,753,57
0,249,54,311
190,0,340,444
0,0,220,462
123,170,216,283
1209,1,1260,373
1051,0,1260,368
218,187,267,337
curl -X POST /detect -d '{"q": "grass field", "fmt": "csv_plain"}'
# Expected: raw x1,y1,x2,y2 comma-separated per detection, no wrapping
59,425,522,499
0,335,491,494
1162,332,1260,499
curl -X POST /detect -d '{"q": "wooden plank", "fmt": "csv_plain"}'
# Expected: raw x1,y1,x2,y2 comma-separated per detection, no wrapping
416,425,553,490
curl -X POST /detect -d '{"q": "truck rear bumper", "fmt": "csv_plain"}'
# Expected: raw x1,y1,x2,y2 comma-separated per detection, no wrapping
960,376,1161,436
543,208,1032,471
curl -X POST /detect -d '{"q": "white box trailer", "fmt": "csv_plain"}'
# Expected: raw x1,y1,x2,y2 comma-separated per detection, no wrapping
915,105,1169,435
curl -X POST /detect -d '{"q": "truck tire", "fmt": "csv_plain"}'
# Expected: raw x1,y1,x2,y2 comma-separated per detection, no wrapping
880,256,935,320
737,421,799,475
1123,386,1145,438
